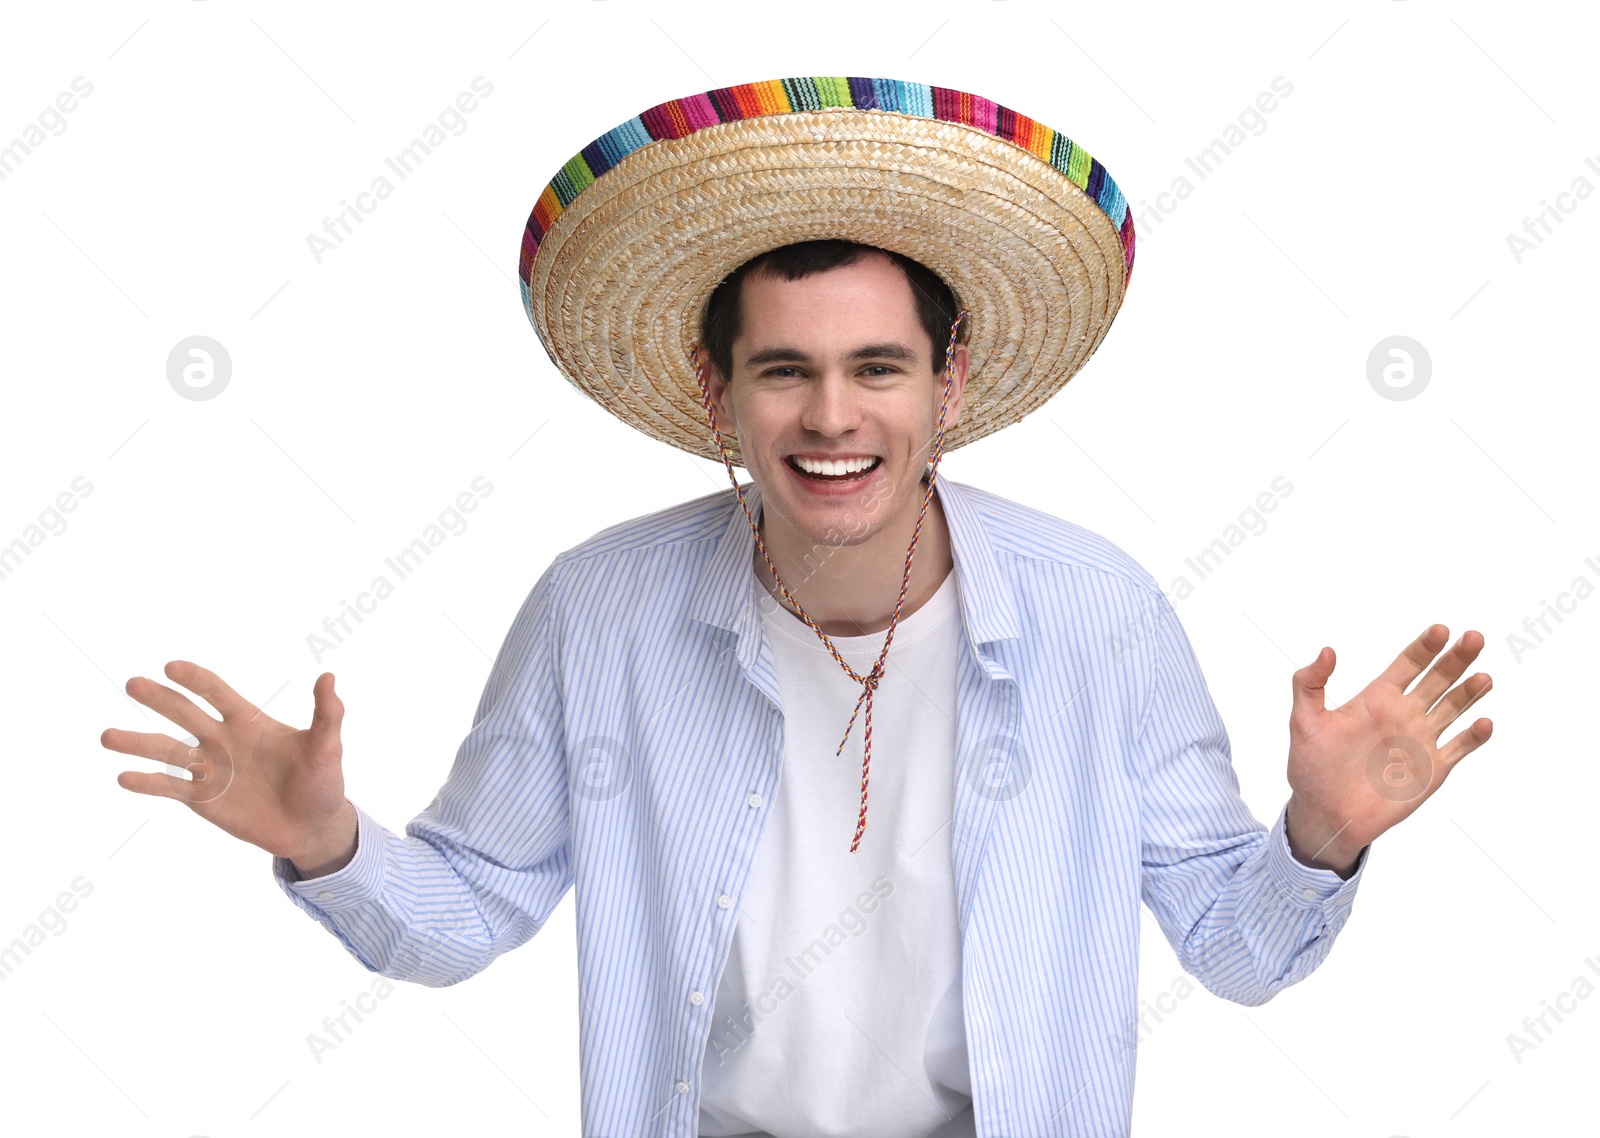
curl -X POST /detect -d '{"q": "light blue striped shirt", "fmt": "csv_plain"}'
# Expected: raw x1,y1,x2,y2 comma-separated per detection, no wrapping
273,475,1369,1136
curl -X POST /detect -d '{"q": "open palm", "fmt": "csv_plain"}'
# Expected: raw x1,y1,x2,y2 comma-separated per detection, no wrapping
1284,624,1494,868
101,661,351,862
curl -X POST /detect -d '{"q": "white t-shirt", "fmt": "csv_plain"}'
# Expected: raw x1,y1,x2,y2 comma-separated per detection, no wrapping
697,563,975,1138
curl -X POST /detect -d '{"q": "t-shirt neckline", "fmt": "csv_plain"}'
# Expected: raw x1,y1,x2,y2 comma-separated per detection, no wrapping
754,562,960,653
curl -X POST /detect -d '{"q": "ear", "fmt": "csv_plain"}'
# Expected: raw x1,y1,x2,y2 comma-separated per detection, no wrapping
937,343,970,430
700,355,737,439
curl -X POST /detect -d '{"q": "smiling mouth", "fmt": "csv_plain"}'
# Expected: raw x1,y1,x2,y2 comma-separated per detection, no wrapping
785,456,883,482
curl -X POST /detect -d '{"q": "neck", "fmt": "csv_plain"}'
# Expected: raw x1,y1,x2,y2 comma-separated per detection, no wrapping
753,472,954,637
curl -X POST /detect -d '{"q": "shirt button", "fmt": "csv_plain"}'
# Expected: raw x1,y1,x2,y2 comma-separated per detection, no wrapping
747,792,763,808
690,990,704,1005
317,891,332,901
675,1079,689,1094
1301,886,1317,900
717,894,732,909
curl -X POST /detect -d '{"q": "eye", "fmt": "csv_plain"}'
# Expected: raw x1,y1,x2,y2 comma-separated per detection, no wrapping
863,366,897,377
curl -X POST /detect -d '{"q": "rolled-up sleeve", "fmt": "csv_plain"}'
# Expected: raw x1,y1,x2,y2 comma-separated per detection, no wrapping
1134,591,1368,1006
272,560,574,987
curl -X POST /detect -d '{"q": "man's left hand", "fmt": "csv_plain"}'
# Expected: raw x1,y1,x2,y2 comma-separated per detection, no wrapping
1283,624,1494,878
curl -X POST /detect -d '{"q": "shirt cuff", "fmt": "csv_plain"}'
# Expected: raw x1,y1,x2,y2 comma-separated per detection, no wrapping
271,802,388,913
1264,800,1368,914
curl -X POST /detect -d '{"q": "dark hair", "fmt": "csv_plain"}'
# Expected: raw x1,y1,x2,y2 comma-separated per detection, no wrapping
699,239,964,384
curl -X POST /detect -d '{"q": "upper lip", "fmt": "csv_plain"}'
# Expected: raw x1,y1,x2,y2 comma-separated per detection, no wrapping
787,453,881,460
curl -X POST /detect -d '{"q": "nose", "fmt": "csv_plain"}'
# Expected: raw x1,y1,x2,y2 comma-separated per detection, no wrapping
798,371,863,437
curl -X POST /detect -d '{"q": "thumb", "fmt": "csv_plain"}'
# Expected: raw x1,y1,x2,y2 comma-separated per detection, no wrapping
308,672,345,752
1291,646,1334,720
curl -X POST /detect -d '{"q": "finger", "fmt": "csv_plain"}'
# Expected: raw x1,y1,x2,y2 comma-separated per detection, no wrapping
1427,671,1493,732
307,673,344,756
164,660,259,722
1376,624,1450,693
100,727,196,766
1438,717,1493,770
1291,646,1334,721
1409,630,1486,712
123,676,221,741
115,766,204,803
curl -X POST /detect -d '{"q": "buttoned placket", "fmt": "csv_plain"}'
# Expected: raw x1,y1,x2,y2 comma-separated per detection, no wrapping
671,646,783,1131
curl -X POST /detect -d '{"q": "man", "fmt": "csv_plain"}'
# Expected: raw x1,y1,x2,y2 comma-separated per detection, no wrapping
102,77,1494,1136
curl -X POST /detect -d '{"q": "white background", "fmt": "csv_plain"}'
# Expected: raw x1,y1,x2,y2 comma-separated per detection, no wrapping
0,1,1592,1134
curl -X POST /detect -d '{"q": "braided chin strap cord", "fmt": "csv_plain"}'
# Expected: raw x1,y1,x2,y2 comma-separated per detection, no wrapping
688,310,966,853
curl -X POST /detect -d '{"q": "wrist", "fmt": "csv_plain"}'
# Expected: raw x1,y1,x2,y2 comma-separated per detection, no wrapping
291,801,359,879
1284,797,1362,877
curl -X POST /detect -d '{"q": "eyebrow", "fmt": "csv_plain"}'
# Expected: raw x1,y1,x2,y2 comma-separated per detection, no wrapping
742,342,921,368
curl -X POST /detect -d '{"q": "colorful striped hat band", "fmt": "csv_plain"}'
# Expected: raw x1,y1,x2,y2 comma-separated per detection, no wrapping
519,77,1136,849
690,311,965,853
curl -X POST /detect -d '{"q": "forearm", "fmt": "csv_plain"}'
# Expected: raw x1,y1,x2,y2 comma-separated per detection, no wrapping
1159,804,1367,1006
272,803,563,987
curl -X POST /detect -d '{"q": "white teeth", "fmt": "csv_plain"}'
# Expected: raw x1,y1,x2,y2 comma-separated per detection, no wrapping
793,455,878,475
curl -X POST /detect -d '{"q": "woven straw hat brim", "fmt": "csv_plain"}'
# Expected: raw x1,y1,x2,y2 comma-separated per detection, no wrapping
521,83,1135,469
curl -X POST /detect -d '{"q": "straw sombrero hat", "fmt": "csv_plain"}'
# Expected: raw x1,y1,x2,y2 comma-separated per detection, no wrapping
518,76,1136,469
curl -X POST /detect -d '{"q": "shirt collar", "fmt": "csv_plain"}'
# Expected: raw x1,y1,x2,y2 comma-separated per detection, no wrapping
687,473,1021,659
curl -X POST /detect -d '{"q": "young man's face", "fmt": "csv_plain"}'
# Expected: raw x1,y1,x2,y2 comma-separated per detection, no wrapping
706,252,969,551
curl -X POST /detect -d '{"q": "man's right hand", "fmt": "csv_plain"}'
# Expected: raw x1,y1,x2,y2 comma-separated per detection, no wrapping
101,662,358,878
